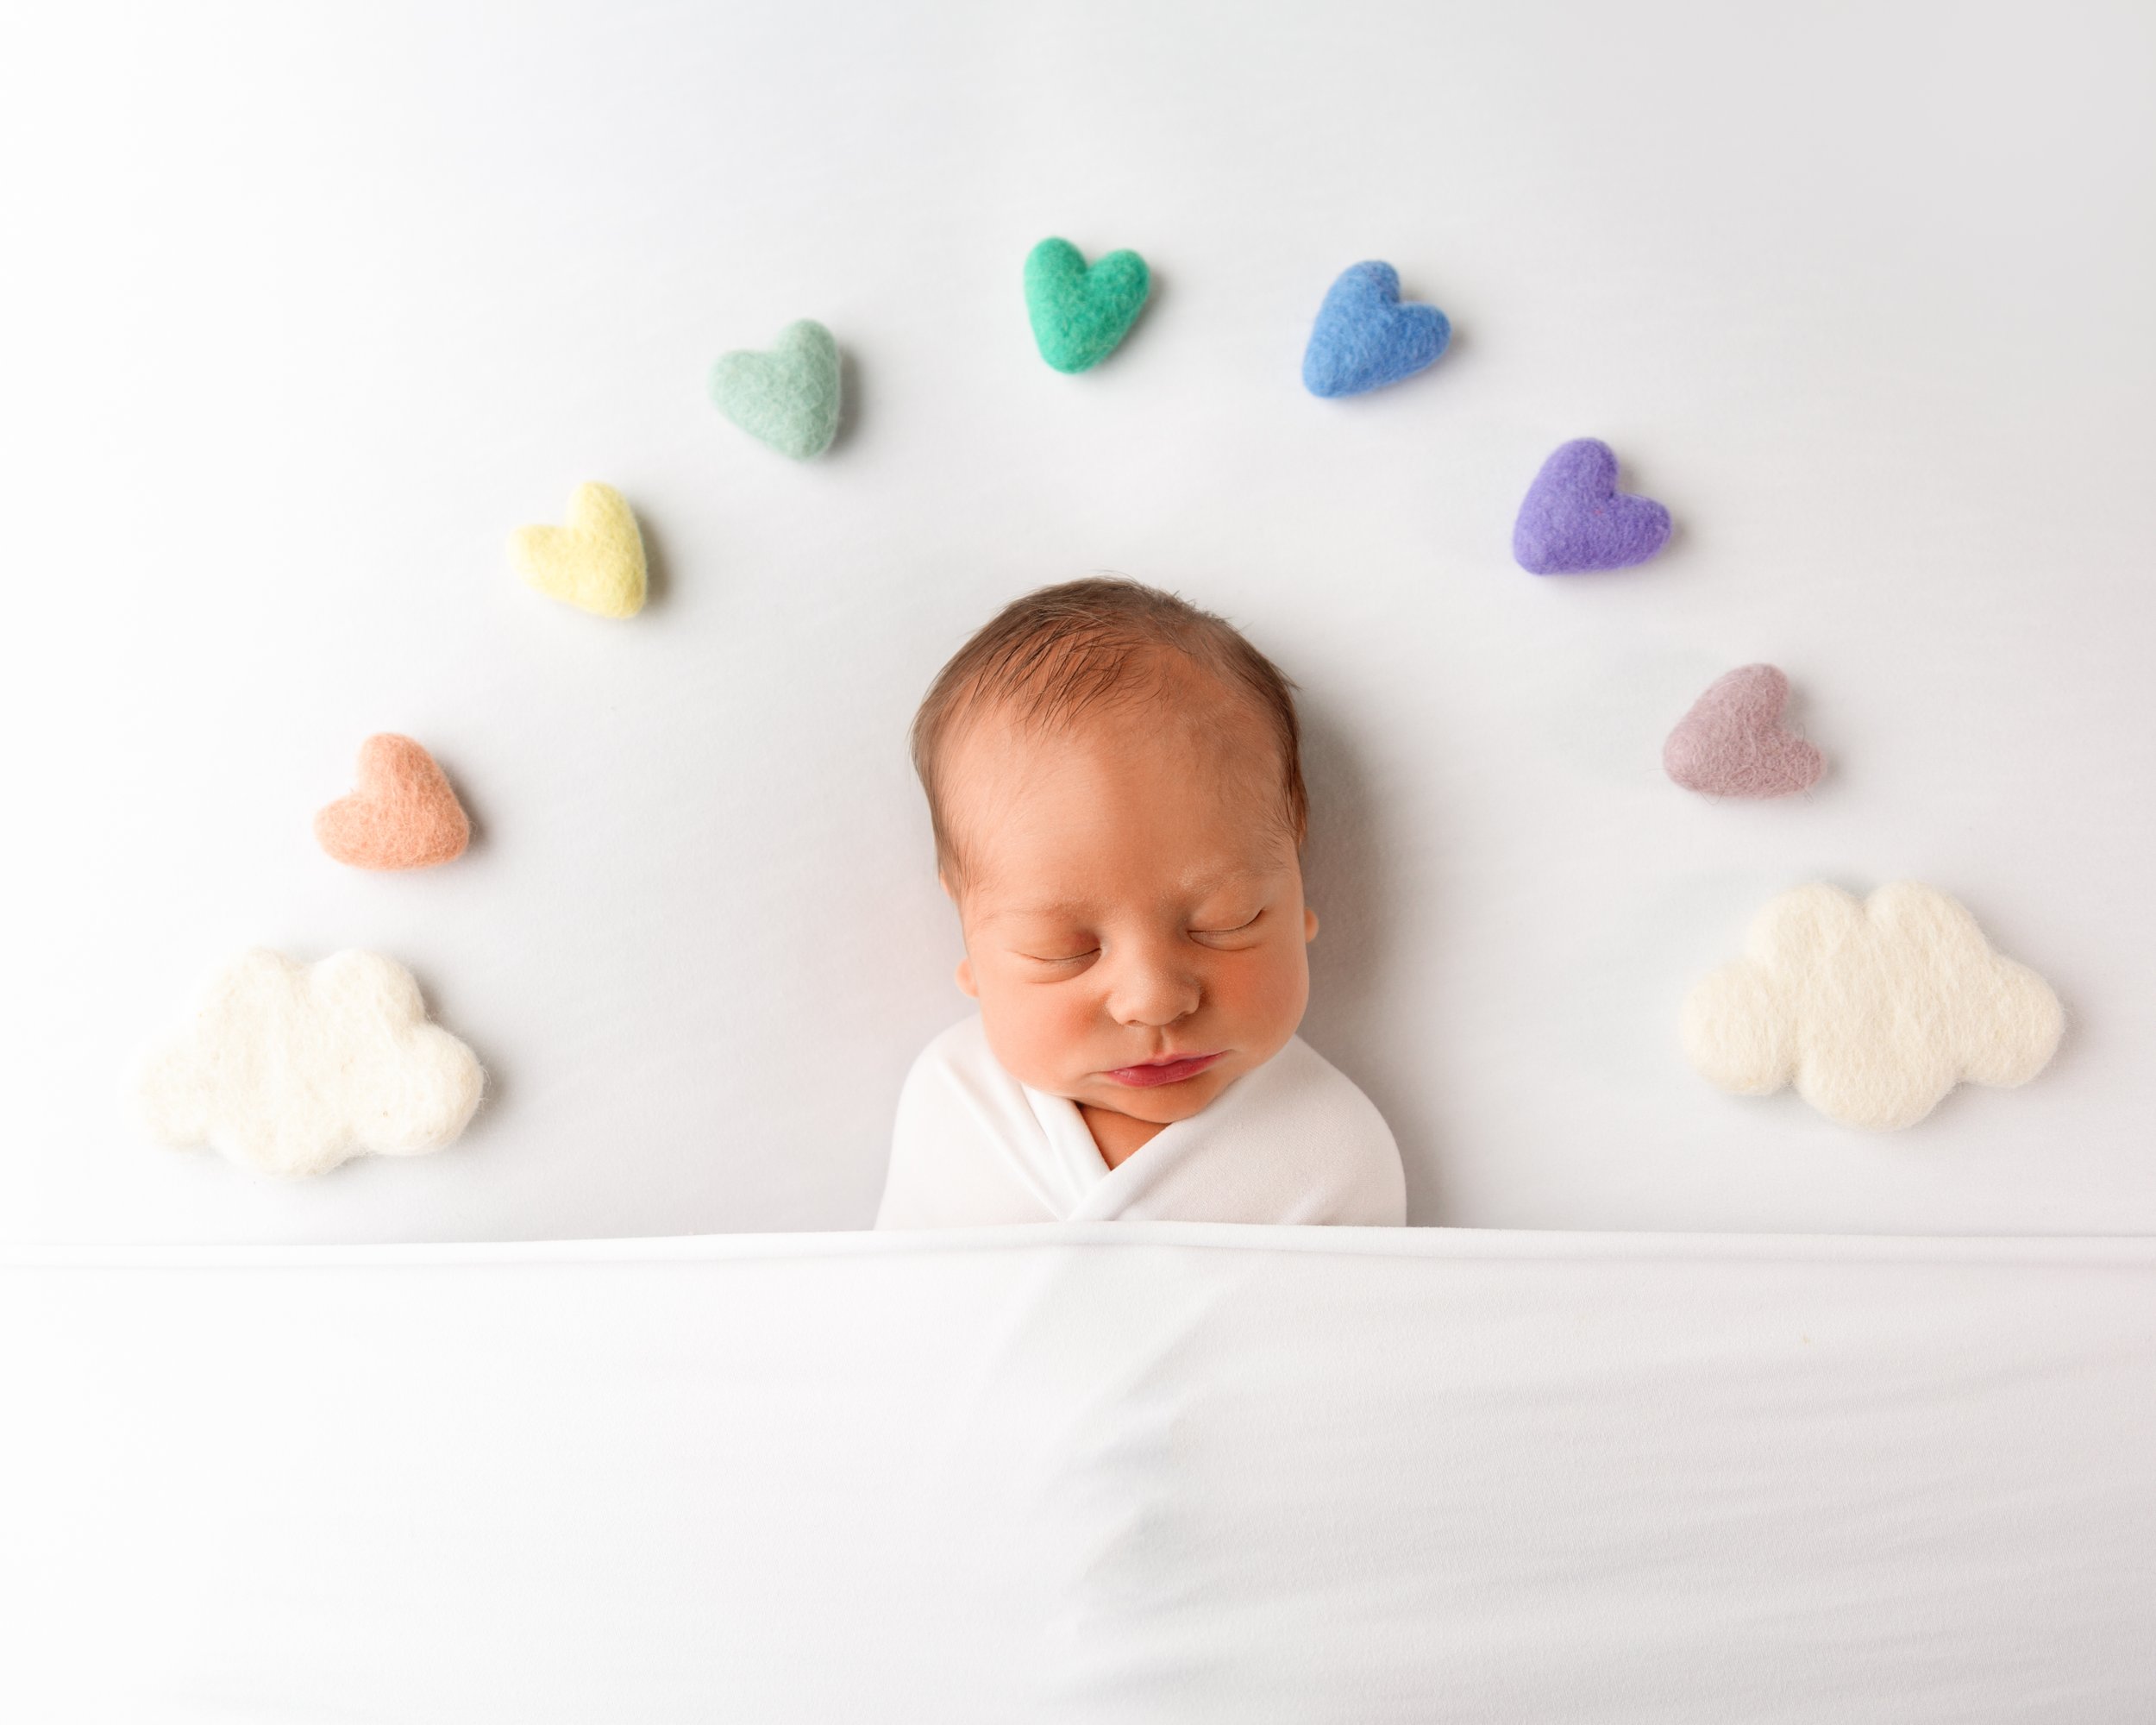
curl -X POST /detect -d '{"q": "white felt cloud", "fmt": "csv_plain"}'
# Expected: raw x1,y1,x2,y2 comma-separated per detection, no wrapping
1681,881,2064,1131
134,949,485,1176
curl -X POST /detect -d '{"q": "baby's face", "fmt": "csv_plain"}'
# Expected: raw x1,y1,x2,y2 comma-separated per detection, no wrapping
940,681,1317,1129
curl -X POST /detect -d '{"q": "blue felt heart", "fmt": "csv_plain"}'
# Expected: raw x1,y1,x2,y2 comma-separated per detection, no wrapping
1301,261,1451,398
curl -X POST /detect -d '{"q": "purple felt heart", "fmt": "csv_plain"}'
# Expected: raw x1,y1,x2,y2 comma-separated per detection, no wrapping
1663,664,1825,798
1513,438,1672,574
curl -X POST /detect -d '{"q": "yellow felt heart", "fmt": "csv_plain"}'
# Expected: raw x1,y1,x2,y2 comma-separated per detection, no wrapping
508,481,647,618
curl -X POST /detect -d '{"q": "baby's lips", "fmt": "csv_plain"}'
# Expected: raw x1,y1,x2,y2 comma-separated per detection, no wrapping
1103,1051,1227,1087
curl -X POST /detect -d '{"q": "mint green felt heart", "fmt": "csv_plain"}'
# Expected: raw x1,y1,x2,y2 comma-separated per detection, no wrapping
707,319,842,460
1024,238,1150,373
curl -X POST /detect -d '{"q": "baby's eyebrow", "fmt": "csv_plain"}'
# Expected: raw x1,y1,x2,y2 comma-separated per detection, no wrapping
983,866,1271,925
983,898,1084,925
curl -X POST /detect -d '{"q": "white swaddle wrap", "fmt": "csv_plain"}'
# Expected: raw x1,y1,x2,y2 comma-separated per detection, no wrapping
875,1013,1406,1227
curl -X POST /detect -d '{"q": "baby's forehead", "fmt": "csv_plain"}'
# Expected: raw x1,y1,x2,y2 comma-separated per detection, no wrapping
951,662,1269,778
946,712,1279,861
953,716,1285,897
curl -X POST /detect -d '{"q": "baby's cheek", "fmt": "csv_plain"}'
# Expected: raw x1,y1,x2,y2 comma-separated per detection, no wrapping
1052,984,1119,1056
1238,939,1311,1030
995,986,1099,1086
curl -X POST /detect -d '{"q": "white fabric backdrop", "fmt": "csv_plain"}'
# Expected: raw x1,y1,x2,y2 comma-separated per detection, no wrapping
3,0,2152,1242
7,1226,2153,1722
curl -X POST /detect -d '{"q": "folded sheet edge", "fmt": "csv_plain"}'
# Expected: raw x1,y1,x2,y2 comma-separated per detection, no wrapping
7,1222,2155,1271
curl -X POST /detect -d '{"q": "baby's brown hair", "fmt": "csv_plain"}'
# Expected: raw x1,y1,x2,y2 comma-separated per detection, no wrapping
911,574,1307,899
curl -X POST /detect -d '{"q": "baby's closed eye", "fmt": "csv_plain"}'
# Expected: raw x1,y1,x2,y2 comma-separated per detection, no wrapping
1019,912,1264,965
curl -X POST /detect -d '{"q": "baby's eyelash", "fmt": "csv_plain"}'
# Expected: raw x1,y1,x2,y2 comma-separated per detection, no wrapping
1022,914,1260,963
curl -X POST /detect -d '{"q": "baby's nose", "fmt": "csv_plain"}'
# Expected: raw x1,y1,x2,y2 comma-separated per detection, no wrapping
1104,947,1201,1027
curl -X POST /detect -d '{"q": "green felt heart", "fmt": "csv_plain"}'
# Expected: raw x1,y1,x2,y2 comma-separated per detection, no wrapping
1024,238,1150,373
707,319,842,460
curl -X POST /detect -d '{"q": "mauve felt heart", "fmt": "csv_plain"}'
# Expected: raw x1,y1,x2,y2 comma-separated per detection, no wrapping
1024,237,1150,373
1302,260,1451,398
315,734,471,870
1513,438,1672,574
708,319,842,461
1663,665,1825,799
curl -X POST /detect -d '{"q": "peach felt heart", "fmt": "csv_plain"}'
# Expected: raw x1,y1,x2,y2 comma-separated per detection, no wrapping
509,481,647,618
1663,664,1825,798
315,734,471,870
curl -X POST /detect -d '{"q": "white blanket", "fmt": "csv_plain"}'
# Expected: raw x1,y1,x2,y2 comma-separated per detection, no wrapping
4,1226,2152,1722
874,1012,1407,1226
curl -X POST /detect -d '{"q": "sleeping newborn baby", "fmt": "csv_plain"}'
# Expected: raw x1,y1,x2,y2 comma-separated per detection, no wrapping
874,574,1406,1228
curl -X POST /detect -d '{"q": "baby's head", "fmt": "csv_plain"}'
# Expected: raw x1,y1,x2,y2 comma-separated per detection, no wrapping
911,575,1317,1131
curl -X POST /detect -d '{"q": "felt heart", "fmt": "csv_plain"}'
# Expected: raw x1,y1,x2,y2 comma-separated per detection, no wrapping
315,734,472,870
509,481,647,618
1301,260,1451,397
708,318,842,461
1513,438,1672,574
1024,236,1150,373
1663,665,1825,798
